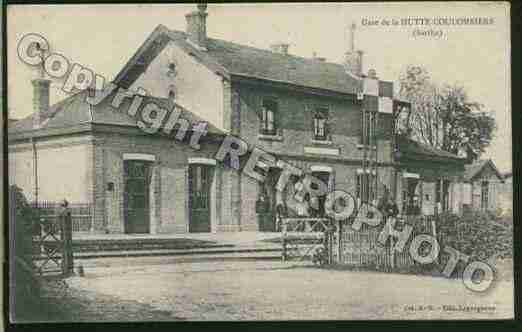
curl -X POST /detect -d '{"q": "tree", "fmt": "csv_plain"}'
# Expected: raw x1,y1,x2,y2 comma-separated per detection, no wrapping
435,84,496,159
397,65,496,161
397,65,441,146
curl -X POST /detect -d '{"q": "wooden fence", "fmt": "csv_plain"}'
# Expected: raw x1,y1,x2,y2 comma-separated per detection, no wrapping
332,215,439,271
332,223,393,270
281,218,333,262
30,201,92,233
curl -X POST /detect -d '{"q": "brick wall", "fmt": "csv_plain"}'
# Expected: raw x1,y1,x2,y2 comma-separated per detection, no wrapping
92,138,106,232
234,83,394,164
216,167,239,232
240,174,259,231
160,166,188,233
92,130,238,234
228,82,398,228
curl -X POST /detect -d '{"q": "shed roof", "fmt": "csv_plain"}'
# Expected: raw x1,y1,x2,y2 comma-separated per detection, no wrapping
396,135,466,163
463,159,503,182
9,90,223,137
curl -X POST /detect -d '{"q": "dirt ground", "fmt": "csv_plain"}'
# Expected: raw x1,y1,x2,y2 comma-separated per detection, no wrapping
33,258,515,321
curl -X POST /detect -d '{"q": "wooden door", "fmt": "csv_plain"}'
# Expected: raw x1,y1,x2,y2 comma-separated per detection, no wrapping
189,165,212,233
123,160,151,234
261,168,282,232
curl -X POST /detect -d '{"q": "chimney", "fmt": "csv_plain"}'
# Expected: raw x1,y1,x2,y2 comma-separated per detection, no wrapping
185,3,208,50
367,68,377,79
312,52,326,62
32,78,51,128
344,23,364,76
465,145,476,164
270,43,290,55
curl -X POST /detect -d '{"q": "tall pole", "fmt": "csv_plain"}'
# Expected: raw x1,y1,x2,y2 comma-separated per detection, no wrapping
362,107,367,205
373,111,378,204
348,23,356,53
32,137,38,210
32,42,46,209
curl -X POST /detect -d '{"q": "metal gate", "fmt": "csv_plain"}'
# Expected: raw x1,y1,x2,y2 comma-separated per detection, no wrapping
33,214,64,275
10,187,74,294
31,205,73,276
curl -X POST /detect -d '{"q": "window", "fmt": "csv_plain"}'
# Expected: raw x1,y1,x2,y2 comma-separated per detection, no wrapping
435,179,451,212
361,110,376,146
402,178,420,215
167,62,178,77
313,107,329,141
260,98,278,135
435,180,441,206
310,171,331,217
481,181,489,210
167,85,176,101
189,165,211,209
393,101,411,135
442,180,450,211
356,172,376,203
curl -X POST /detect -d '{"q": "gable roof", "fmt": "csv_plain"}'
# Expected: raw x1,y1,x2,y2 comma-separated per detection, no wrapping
396,135,465,163
114,25,363,96
9,90,223,138
463,159,504,182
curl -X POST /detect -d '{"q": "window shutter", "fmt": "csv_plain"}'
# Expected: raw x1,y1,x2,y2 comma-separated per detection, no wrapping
320,107,329,141
356,173,361,201
306,105,314,138
258,97,263,134
276,101,283,136
326,119,332,141
328,172,335,192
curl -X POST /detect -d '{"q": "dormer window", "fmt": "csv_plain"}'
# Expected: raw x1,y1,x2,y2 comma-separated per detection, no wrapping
481,181,489,210
167,62,178,77
313,107,329,141
260,98,278,136
167,85,176,101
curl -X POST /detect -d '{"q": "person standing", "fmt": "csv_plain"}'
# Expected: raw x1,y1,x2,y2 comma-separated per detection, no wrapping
383,196,399,218
377,187,399,218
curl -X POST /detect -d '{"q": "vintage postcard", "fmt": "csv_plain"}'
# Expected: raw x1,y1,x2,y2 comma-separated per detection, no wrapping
6,2,513,322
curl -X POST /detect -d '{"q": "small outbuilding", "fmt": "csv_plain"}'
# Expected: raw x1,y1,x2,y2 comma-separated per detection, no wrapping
459,159,505,213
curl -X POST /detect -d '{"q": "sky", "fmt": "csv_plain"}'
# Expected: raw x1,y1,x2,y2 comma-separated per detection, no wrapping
7,2,511,172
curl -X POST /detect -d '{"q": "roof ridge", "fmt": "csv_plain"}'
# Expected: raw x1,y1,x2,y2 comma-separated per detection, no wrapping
464,158,503,181
167,27,345,68
115,24,362,97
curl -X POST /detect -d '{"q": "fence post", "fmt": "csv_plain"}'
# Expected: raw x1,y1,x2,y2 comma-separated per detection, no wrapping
431,215,440,265
388,216,395,271
328,222,333,265
337,220,342,264
60,206,74,277
325,219,334,265
281,218,287,262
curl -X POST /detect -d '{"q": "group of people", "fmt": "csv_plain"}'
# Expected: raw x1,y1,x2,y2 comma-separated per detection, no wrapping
260,178,401,219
